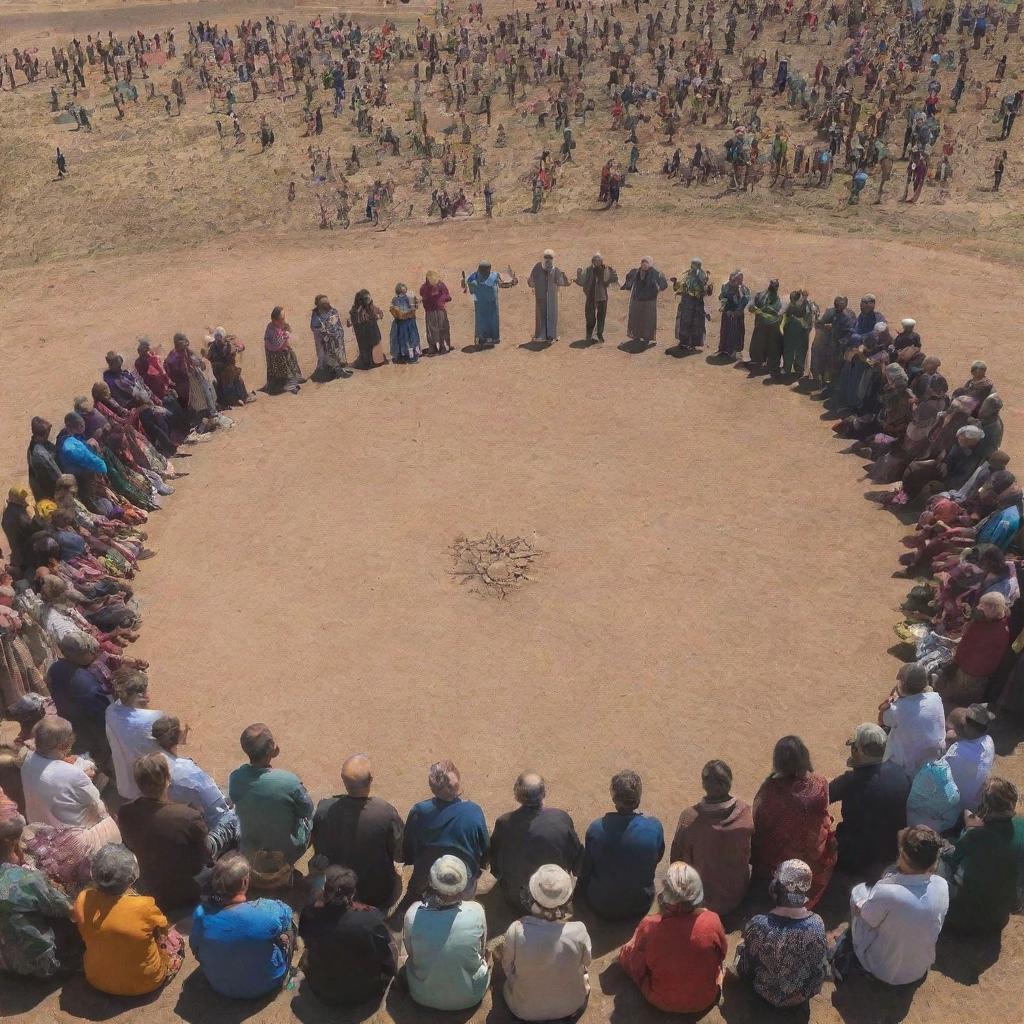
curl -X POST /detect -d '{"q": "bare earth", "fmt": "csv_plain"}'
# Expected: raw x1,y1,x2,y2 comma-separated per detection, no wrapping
2,214,1023,1024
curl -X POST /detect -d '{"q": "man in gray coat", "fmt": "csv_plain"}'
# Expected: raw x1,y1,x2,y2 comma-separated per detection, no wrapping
527,249,571,344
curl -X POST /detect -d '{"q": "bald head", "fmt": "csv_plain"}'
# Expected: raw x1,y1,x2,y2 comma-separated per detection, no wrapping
341,754,373,796
513,771,546,808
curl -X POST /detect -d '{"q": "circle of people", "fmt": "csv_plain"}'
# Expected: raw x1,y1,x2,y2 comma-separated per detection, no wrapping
1,250,1023,1019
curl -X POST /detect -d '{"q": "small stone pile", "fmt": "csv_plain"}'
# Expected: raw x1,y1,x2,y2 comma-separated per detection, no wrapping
450,533,539,597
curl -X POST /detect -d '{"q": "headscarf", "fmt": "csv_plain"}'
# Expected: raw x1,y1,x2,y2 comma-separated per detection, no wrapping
661,862,704,907
36,499,57,520
7,486,29,507
771,859,813,908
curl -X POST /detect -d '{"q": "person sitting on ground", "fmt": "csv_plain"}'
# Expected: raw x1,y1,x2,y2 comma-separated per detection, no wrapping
489,770,583,912
117,753,209,911
619,861,727,1015
580,769,664,920
189,853,295,999
838,825,948,986
734,859,830,1009
402,854,490,1011
228,723,313,888
74,843,185,996
879,663,946,779
942,705,996,816
941,777,1020,934
946,592,1011,704
751,736,836,908
21,716,121,853
669,759,753,915
402,759,489,899
298,865,397,1006
907,743,961,835
311,753,404,910
104,667,163,800
828,723,910,873
46,630,113,779
0,794,82,978
151,715,238,859
500,864,592,1022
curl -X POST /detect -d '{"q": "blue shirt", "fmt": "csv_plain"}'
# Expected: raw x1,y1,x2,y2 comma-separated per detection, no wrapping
57,435,107,475
581,811,665,919
190,899,293,998
976,504,1022,550
46,659,109,732
402,798,489,883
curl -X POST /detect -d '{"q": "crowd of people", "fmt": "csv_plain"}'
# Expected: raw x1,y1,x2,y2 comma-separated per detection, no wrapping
6,0,1019,242
0,243,1021,1017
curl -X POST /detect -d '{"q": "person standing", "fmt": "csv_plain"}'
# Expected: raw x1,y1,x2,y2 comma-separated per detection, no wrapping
263,306,305,395
56,147,67,178
527,250,571,344
620,258,668,349
463,261,517,348
673,259,713,351
779,290,815,378
993,150,1007,191
717,271,751,360
348,290,387,369
574,254,618,344
746,278,782,371
388,284,422,364
419,272,453,354
309,295,352,382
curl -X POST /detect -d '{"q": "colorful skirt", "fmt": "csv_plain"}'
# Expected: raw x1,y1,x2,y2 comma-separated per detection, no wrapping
265,347,303,394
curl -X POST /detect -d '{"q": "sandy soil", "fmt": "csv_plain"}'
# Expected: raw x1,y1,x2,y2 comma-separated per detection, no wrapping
1,214,1023,1024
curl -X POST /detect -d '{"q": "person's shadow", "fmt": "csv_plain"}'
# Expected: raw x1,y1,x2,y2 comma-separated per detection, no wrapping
932,928,1002,986
174,970,280,1024
617,339,656,354
829,970,922,1024
290,978,386,1024
518,340,553,352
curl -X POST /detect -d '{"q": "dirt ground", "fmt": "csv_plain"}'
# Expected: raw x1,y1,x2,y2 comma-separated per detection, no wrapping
2,213,1024,1024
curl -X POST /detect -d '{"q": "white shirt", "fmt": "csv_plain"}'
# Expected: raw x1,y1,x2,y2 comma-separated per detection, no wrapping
501,916,592,1022
851,872,949,985
21,751,107,828
105,702,162,799
942,735,995,813
882,692,946,777
163,752,232,826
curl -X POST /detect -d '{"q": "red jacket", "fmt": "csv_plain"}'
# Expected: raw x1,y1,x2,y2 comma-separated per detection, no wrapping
955,616,1010,677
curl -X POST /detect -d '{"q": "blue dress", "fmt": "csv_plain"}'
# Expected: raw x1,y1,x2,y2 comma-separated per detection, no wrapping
389,293,422,362
467,271,501,343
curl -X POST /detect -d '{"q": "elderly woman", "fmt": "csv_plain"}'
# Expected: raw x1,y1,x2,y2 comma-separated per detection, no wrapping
75,844,185,995
0,585,49,712
734,860,830,1008
620,257,668,348
349,290,387,369
501,865,591,1022
0,794,82,978
190,853,295,998
263,306,306,395
951,360,994,413
942,778,1020,934
20,716,121,854
751,736,836,908
298,865,396,1006
402,855,490,1011
946,591,1011,704
203,327,255,406
389,284,422,364
419,271,453,354
619,862,726,1015
308,296,352,383
902,424,987,502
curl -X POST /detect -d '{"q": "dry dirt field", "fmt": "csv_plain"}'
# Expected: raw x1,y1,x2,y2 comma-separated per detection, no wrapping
3,215,1024,1024
1,0,1024,1021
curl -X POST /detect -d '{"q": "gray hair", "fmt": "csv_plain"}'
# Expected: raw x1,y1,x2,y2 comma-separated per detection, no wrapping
33,716,74,758
91,844,140,895
204,853,251,907
428,760,460,800
971,359,988,372
58,630,99,658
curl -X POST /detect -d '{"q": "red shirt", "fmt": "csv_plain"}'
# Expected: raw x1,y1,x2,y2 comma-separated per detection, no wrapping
135,353,173,400
618,908,725,1013
955,616,1010,677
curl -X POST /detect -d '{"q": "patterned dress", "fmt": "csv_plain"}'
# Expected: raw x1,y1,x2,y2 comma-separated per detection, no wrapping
0,862,76,978
736,912,829,1007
